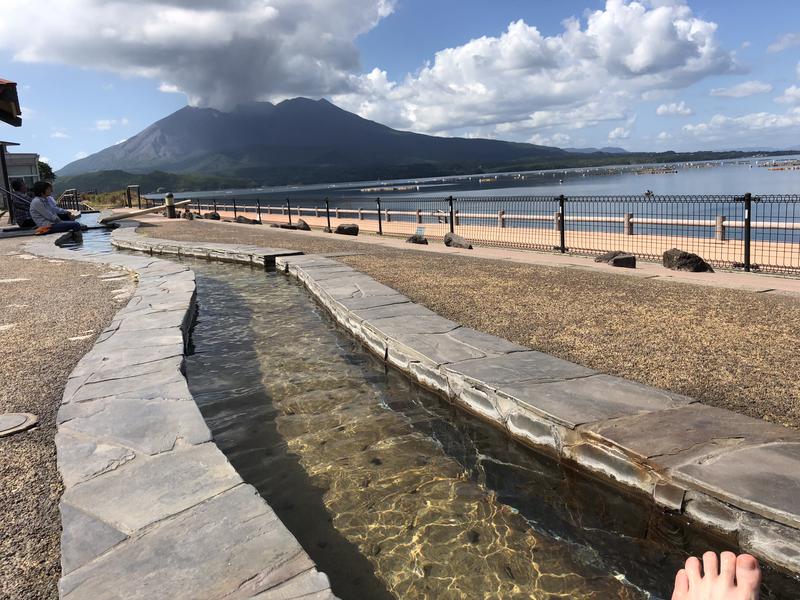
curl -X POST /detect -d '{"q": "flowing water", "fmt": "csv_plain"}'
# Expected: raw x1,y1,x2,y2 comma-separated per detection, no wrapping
63,220,799,599
176,258,794,600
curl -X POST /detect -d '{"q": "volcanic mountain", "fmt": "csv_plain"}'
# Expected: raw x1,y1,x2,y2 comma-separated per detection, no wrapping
57,97,568,180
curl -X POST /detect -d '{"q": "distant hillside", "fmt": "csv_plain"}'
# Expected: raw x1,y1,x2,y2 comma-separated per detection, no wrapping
58,97,567,179
54,170,256,195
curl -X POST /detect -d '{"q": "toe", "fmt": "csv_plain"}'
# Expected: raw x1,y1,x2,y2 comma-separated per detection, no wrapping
719,551,737,585
735,554,761,598
703,551,719,579
671,568,689,600
685,556,702,588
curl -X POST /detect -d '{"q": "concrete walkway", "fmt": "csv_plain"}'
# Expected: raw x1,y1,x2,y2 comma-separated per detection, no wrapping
25,229,337,600
113,226,800,579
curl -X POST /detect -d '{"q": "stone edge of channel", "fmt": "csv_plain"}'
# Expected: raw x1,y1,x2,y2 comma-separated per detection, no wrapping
112,226,800,578
24,226,339,600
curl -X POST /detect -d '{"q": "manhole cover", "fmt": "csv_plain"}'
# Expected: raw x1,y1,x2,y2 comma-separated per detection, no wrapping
0,413,38,437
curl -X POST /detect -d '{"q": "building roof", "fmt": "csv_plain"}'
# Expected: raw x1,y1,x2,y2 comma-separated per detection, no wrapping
0,79,22,127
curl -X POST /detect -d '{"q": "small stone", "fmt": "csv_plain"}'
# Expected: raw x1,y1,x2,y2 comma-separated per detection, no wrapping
663,248,714,272
405,234,428,245
203,212,221,220
334,223,359,236
296,219,311,231
444,232,472,249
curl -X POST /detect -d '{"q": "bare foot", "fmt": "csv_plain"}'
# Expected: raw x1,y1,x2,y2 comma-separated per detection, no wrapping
672,552,761,600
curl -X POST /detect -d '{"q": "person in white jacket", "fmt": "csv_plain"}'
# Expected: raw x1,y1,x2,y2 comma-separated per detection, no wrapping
29,181,82,241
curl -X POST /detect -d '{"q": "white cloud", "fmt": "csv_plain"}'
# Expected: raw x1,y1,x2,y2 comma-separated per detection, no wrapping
528,132,572,146
101,82,114,91
95,117,130,131
741,41,751,49
50,130,69,139
797,61,800,79
20,106,35,119
608,126,631,140
74,151,88,159
682,108,800,144
768,33,800,53
115,138,128,145
656,101,693,116
334,1,738,139
159,83,181,94
710,80,773,98
776,85,800,105
0,0,395,109
657,131,673,140
39,156,50,164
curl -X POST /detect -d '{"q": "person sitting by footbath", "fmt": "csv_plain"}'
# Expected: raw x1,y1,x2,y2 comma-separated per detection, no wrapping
28,181,83,243
10,179,35,228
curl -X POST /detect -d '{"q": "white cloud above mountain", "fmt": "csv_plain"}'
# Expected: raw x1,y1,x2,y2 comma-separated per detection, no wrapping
0,0,396,109
95,118,129,131
710,81,773,98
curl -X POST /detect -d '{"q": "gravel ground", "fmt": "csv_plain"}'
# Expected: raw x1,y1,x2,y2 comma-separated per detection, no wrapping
0,239,131,600
143,220,800,429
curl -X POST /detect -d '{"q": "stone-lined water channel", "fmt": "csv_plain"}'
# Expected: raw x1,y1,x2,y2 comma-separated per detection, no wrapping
171,256,789,600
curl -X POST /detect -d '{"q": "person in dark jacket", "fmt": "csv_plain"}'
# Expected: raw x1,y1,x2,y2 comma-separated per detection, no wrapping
10,179,35,228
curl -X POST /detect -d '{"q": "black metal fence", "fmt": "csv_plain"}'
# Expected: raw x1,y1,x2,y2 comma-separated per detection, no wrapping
158,193,800,275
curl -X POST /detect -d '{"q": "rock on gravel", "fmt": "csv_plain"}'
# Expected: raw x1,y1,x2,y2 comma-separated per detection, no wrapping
444,232,472,249
335,223,359,236
595,251,636,268
663,248,714,272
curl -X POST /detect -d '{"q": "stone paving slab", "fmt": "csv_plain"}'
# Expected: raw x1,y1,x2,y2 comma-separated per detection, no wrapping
24,230,338,600
584,404,798,468
62,443,243,534
350,300,436,322
59,398,211,455
60,484,336,600
674,443,800,530
446,351,596,388
55,431,137,487
59,503,128,576
504,374,695,429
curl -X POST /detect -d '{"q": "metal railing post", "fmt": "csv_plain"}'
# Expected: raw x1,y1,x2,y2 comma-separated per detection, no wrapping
233,198,238,219
325,197,331,232
256,199,262,223
213,199,217,214
448,196,455,234
743,193,752,272
558,194,566,253
287,198,292,226
624,212,634,236
376,197,383,235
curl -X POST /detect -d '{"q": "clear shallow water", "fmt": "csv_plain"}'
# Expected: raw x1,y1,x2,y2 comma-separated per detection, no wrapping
175,259,798,600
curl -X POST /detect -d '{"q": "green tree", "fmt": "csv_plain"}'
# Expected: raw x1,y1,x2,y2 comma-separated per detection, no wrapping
38,160,56,181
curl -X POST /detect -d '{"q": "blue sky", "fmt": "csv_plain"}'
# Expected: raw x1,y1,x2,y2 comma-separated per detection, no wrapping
1,0,799,170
